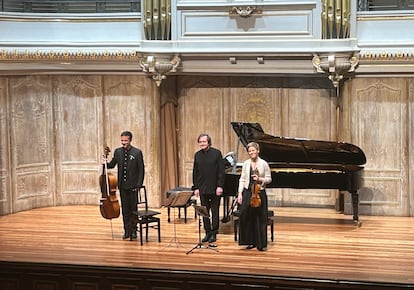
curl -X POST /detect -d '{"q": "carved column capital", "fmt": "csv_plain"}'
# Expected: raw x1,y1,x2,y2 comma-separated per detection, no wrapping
139,54,180,86
312,53,359,89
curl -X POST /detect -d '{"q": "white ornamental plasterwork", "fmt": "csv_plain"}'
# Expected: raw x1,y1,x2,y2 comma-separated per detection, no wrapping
139,54,180,87
229,6,262,18
312,53,359,92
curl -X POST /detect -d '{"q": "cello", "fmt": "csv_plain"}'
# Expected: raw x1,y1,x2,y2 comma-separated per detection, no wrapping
99,146,120,219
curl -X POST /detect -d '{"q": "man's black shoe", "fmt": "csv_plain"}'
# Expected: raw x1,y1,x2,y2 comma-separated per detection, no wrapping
130,232,137,240
208,234,216,243
202,233,211,243
122,233,130,240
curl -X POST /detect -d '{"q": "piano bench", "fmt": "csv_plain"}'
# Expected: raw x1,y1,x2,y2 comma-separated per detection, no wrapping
167,200,196,223
233,210,274,242
165,187,196,223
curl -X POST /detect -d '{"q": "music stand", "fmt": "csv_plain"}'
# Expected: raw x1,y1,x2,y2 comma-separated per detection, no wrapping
157,190,193,253
186,205,219,254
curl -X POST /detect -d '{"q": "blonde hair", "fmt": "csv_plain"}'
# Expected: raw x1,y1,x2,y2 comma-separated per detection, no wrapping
246,142,260,151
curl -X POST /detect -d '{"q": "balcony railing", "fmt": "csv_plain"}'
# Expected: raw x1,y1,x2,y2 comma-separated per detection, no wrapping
0,0,141,13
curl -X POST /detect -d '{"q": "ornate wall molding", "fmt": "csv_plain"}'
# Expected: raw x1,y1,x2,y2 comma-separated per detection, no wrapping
229,6,262,18
360,50,414,62
312,52,359,90
139,54,180,86
0,49,139,61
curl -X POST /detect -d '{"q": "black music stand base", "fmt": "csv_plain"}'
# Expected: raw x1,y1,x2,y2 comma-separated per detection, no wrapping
157,207,184,253
186,205,219,254
157,236,184,253
186,242,218,255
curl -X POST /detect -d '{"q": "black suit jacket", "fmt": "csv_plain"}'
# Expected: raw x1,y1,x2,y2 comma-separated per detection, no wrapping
107,146,145,190
192,147,225,195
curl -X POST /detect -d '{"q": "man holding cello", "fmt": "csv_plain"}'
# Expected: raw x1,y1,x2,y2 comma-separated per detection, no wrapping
106,131,145,240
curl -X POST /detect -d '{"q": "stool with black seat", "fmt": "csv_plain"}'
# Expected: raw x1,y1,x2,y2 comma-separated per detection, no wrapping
233,209,274,242
128,185,161,246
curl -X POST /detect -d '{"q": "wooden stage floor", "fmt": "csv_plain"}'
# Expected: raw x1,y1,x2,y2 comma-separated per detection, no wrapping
1,205,413,289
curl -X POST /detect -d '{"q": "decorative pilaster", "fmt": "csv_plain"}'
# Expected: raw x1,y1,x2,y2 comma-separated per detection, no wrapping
139,54,180,87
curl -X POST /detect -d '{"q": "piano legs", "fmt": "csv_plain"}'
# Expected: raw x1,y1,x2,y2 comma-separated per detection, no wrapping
223,192,361,226
351,191,362,227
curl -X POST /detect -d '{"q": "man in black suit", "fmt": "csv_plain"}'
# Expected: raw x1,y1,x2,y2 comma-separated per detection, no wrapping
192,133,225,243
107,131,145,240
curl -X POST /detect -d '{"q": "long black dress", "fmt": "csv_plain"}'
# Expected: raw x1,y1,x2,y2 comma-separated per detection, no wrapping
238,166,268,250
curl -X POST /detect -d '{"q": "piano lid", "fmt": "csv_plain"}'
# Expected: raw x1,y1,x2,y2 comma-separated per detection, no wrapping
231,122,366,166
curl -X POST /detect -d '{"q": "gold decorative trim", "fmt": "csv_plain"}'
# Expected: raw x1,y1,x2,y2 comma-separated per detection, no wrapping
0,13,140,23
357,15,414,21
360,51,414,62
0,50,139,61
229,6,262,18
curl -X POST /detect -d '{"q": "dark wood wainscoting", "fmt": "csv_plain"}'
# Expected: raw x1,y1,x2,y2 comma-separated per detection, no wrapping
1,206,413,290
1,261,411,290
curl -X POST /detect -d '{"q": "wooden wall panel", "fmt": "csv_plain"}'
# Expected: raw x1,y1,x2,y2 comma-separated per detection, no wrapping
410,79,414,217
32,280,58,290
179,87,227,187
282,89,335,140
103,76,149,149
345,78,409,216
54,76,103,205
102,75,160,207
9,76,55,212
229,87,280,167
1,74,158,214
0,77,10,215
277,88,337,207
1,73,412,217
177,77,337,208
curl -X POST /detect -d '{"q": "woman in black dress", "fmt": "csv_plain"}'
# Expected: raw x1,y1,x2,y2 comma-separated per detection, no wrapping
236,142,272,251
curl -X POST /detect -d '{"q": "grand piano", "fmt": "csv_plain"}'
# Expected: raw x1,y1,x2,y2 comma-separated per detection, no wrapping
223,122,366,225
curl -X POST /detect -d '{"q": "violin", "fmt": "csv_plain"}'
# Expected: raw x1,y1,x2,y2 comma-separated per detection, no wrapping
250,168,261,208
99,146,120,219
